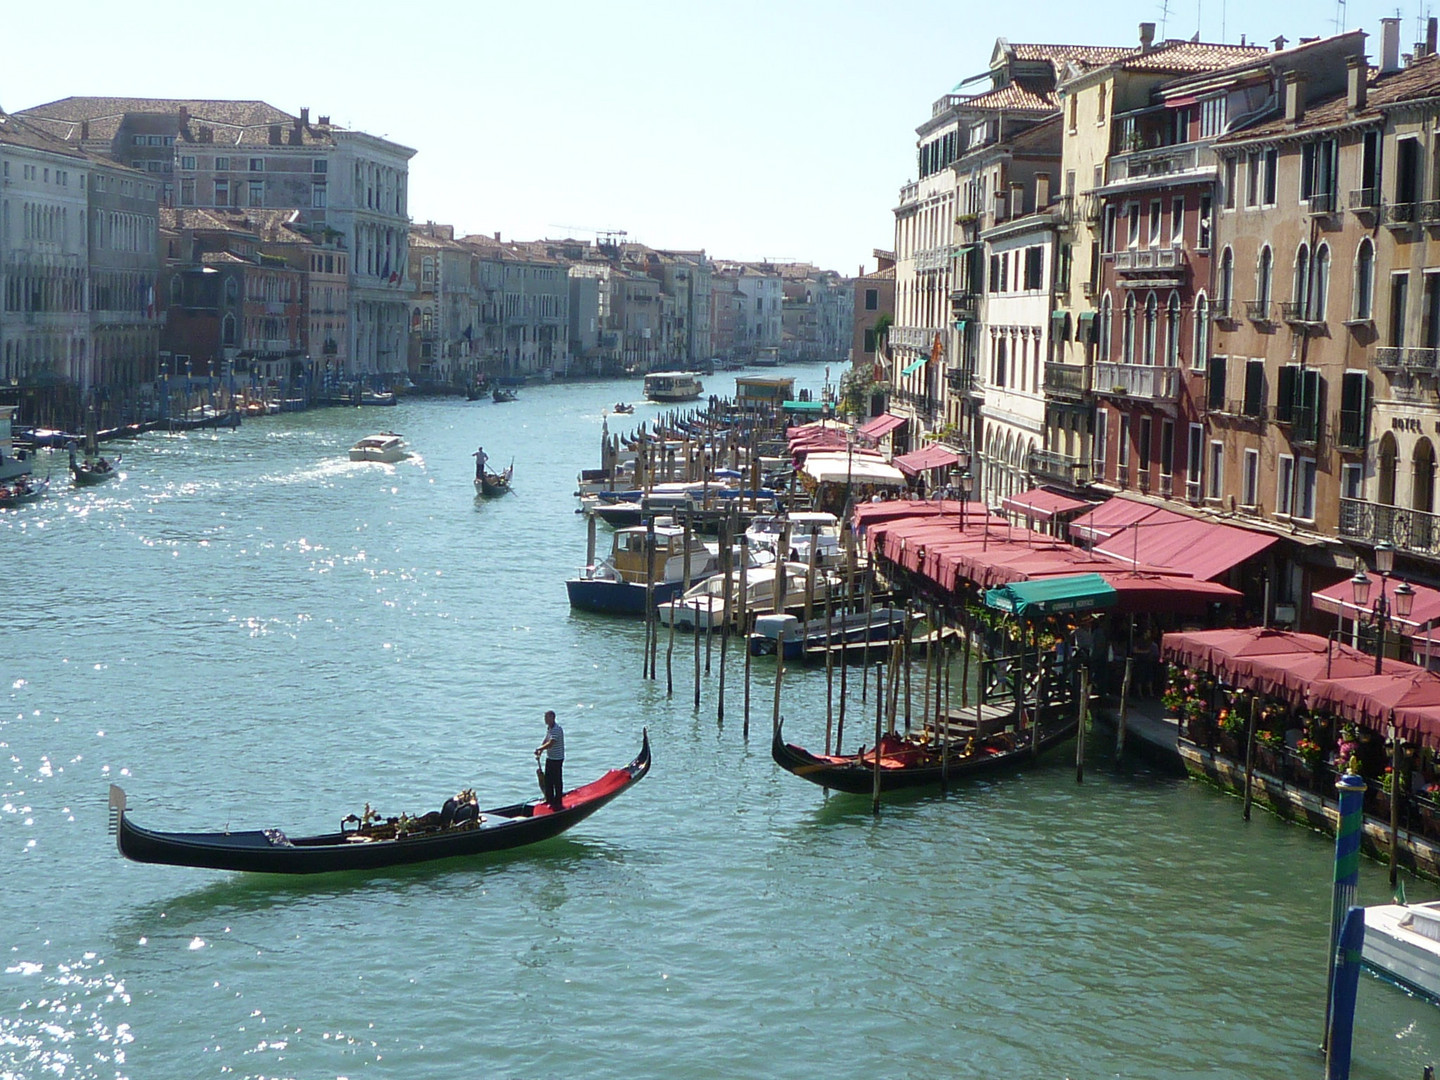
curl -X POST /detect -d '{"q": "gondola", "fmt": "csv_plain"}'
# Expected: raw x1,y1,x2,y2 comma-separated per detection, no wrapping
611,402,635,415
477,463,514,498
492,387,518,403
68,445,120,486
108,731,650,874
0,474,48,508
770,711,1076,795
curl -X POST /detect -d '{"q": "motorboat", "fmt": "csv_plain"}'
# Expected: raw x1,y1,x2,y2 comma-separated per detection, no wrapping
360,389,397,406
349,432,407,463
1363,900,1440,1001
0,406,34,482
657,561,835,632
566,521,720,615
643,371,703,403
748,607,913,661
745,511,843,567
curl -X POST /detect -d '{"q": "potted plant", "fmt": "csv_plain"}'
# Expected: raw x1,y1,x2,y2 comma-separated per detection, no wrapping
1255,727,1284,774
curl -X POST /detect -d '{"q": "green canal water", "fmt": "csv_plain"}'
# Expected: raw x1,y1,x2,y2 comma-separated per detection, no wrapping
5,364,1440,1079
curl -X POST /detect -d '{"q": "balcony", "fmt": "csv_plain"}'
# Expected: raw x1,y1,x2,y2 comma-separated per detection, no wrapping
1093,361,1181,402
1421,200,1440,226
1340,497,1440,560
1112,247,1187,279
1245,299,1275,324
1106,142,1214,184
1028,448,1090,487
898,182,920,208
1349,187,1379,218
1375,346,1440,372
945,367,974,393
1337,409,1367,450
1043,361,1089,398
1306,190,1338,216
1280,301,1325,332
890,325,938,350
1384,202,1418,227
1077,193,1101,223
949,290,979,319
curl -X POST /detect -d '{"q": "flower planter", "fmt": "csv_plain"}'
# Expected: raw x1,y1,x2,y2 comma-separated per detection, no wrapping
1254,745,1284,776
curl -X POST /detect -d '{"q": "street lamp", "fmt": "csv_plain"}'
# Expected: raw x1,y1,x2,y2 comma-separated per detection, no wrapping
1352,541,1416,673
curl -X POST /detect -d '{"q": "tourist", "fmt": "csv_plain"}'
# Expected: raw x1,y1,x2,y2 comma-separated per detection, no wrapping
535,710,565,810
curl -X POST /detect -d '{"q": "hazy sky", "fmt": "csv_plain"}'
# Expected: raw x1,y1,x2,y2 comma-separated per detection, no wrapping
3,0,1417,275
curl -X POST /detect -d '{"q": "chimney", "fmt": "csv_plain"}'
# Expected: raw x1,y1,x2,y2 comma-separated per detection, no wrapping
1284,71,1306,125
1139,21,1156,52
494,231,501,242
1382,17,1402,73
1272,35,1287,51
994,189,1008,223
1347,55,1368,111
1010,181,1025,218
300,107,310,127
178,105,189,127
80,120,89,140
268,124,282,145
1035,172,1051,208
318,115,330,127
1430,17,1438,56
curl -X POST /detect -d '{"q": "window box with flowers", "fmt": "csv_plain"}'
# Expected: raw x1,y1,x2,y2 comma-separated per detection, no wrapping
1415,783,1440,837
1288,736,1329,792
1216,706,1246,758
1255,728,1285,775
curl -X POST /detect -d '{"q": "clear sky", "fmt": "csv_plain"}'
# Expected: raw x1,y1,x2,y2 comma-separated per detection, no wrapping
2,0,1418,275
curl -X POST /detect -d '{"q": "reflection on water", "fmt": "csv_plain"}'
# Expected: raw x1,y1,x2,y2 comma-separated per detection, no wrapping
4,367,1440,1078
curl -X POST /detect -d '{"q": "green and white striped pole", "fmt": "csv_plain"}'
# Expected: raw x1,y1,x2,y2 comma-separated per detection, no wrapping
1322,772,1367,1053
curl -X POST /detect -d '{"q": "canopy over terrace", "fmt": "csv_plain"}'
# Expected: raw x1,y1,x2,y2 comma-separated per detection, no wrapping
859,504,1240,613
1312,576,1440,641
986,574,1118,617
1002,487,1092,522
1161,627,1440,749
786,421,852,457
856,412,906,443
892,444,963,477
801,451,907,487
1069,495,1277,581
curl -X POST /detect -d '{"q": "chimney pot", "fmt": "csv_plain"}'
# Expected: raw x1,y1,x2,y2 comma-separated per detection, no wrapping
1139,21,1156,51
1035,172,1052,208
318,115,330,127
1284,71,1306,125
1382,17,1402,73
178,106,189,126
494,231,501,242
300,107,310,126
1009,181,1024,218
1347,55,1368,111
1429,17,1438,55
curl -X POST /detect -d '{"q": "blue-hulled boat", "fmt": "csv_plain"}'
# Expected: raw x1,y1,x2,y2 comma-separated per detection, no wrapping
566,521,719,615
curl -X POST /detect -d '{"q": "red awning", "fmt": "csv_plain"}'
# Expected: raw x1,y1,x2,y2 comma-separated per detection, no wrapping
1072,497,1277,581
1312,576,1440,632
857,412,907,441
1162,627,1440,749
1002,487,1092,521
892,444,961,476
1102,573,1241,615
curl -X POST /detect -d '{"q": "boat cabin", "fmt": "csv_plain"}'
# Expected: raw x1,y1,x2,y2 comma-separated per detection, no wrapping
609,522,715,584
643,371,704,402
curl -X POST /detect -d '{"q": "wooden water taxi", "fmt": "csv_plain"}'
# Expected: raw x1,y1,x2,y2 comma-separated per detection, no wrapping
566,521,719,615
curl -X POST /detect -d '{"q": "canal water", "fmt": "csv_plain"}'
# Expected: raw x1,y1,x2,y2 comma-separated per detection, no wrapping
4,364,1440,1079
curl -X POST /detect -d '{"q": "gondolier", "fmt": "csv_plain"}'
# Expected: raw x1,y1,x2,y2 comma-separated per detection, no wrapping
535,710,565,810
473,446,488,480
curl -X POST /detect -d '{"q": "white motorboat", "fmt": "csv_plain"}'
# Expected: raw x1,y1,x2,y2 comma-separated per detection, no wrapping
348,432,407,463
657,561,835,632
643,371,703,403
566,521,719,615
0,405,34,482
745,511,843,567
1363,900,1440,1001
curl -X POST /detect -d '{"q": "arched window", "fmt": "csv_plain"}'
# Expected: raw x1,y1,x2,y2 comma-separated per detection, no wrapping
1219,247,1234,312
221,313,236,345
224,277,238,305
1193,292,1210,370
1122,293,1136,363
1293,243,1311,315
1098,292,1113,360
1143,292,1158,364
1355,238,1375,320
1313,244,1330,322
169,276,182,305
1165,292,1182,366
1257,245,1273,309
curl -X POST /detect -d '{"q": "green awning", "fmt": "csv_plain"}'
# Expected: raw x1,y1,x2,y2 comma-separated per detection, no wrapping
901,356,927,376
984,573,1118,617
783,400,824,411
1077,311,1097,343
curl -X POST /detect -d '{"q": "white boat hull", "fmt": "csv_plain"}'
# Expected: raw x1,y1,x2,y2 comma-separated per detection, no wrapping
1363,901,1440,1002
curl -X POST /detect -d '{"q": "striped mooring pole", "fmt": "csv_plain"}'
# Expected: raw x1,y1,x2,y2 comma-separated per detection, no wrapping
1325,906,1366,1080
1322,772,1367,1060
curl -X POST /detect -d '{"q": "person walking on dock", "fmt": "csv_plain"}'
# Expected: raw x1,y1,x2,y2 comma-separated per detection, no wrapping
536,710,565,810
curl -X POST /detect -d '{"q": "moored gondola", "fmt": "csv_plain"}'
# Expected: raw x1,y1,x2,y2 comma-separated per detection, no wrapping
770,712,1075,795
109,731,650,874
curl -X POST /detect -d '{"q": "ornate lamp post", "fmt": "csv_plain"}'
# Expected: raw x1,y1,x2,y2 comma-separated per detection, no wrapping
1351,541,1416,674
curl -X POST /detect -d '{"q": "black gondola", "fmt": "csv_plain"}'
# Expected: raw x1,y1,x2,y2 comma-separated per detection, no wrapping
477,463,514,498
108,732,650,874
492,387,518,403
770,712,1076,795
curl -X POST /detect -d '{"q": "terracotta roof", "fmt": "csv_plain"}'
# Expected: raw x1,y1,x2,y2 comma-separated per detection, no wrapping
0,109,86,157
961,82,1056,111
1120,40,1269,73
17,97,337,148
161,207,257,234
1218,53,1440,144
1010,43,1136,68
200,251,253,265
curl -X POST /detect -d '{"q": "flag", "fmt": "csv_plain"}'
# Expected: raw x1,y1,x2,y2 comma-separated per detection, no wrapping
872,358,885,382
389,272,399,285
928,331,943,366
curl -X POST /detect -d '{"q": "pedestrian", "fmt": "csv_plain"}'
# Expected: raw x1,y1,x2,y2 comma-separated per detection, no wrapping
535,710,565,810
